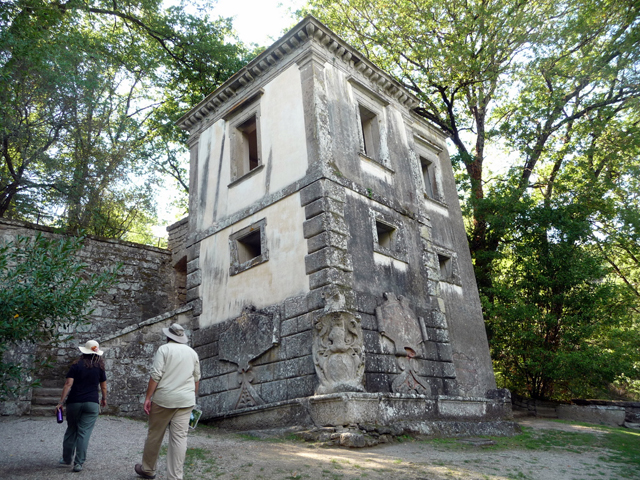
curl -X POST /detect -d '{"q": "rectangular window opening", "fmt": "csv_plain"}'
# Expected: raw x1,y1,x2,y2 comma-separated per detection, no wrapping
438,254,452,280
237,230,262,264
376,221,395,250
359,104,379,159
238,116,259,174
421,156,437,199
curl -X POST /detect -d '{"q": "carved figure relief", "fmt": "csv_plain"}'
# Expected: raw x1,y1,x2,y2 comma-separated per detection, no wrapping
313,310,365,394
375,292,431,394
219,306,280,409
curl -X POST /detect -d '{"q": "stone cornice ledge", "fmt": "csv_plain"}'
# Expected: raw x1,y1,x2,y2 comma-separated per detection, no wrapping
177,15,420,132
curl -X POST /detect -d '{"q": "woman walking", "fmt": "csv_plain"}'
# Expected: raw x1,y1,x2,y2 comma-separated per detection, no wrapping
55,340,107,472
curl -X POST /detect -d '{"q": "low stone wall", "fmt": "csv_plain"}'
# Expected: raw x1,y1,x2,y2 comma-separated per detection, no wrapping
99,306,194,417
0,218,182,415
557,404,626,427
512,394,640,428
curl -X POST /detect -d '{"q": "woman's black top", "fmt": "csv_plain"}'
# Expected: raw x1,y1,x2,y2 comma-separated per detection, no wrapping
66,360,107,404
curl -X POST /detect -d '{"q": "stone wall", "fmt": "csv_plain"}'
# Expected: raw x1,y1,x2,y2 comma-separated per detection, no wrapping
0,218,182,414
99,306,194,417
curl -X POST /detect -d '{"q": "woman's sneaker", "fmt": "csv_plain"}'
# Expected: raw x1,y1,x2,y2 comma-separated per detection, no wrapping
59,458,71,466
73,464,83,472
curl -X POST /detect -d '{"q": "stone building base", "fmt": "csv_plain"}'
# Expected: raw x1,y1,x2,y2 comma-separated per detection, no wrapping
204,392,518,439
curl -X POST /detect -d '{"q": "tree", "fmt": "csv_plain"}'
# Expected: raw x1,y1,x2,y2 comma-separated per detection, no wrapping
0,233,118,399
0,0,249,239
305,0,640,399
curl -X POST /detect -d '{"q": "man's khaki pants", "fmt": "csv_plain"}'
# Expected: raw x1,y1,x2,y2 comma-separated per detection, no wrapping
142,403,193,480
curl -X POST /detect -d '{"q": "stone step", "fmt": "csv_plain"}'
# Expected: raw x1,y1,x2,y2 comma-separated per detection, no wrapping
32,387,62,398
30,405,56,417
32,395,60,405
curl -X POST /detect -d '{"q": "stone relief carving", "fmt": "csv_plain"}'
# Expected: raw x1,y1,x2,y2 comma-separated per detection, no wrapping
313,310,365,394
375,292,431,394
219,306,280,409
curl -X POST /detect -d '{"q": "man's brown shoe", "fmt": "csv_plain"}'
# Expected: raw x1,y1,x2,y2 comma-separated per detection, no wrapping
134,464,156,479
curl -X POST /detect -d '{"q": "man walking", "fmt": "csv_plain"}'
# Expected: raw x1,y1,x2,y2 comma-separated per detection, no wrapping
135,323,200,480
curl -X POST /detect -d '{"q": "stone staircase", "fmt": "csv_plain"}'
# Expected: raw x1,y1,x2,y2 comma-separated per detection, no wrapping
31,380,62,416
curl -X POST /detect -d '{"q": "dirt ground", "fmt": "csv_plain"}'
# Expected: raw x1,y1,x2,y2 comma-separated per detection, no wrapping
0,415,637,480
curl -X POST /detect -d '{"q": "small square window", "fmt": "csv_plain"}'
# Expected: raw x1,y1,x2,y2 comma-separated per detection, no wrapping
371,213,405,262
229,219,268,275
358,104,381,160
236,230,261,263
376,221,395,250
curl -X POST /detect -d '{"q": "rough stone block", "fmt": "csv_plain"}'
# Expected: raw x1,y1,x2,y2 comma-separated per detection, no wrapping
359,313,377,331
303,213,348,239
276,355,315,379
297,313,314,333
437,342,453,362
187,257,199,274
251,363,277,383
194,342,218,360
281,318,298,337
283,330,313,359
193,325,219,348
299,180,325,207
284,295,309,319
306,231,349,253
287,375,315,399
201,358,235,379
190,298,202,317
304,197,345,220
199,377,217,396
185,287,199,303
307,289,325,311
421,341,439,361
362,330,382,354
308,268,352,290
260,379,289,404
442,362,456,378
365,373,390,393
251,345,285,366
186,270,202,289
355,291,379,315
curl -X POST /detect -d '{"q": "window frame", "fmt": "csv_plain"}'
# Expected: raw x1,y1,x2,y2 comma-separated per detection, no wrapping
229,218,269,276
432,246,461,285
228,101,263,185
413,135,444,204
370,210,406,262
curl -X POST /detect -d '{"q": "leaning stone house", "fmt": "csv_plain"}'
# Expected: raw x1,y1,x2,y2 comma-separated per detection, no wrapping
2,16,513,434
172,16,511,431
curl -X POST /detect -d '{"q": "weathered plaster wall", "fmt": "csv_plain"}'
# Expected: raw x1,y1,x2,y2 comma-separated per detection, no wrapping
192,64,308,233
198,193,310,327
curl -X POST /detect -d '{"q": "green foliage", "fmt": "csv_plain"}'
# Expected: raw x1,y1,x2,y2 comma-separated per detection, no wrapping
484,201,639,399
0,233,119,398
306,0,640,400
0,0,249,241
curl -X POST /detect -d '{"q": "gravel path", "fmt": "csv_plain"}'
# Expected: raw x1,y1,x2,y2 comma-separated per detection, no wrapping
0,415,635,480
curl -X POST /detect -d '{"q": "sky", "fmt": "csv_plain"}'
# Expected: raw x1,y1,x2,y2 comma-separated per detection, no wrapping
213,0,307,46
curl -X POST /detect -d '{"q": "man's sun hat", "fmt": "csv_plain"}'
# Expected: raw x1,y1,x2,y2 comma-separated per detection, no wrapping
163,323,188,344
79,340,104,356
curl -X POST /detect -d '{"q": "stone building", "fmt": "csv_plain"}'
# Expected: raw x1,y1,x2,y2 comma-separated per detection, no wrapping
174,16,512,433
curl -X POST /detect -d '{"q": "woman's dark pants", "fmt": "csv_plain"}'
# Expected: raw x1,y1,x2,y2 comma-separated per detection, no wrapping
62,402,100,466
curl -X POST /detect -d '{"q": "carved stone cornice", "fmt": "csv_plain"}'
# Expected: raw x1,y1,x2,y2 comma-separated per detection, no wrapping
177,16,420,134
